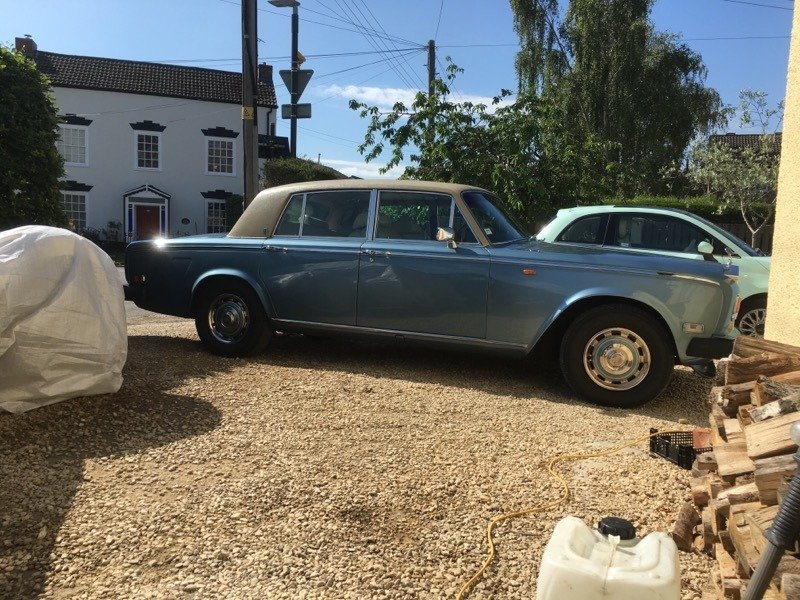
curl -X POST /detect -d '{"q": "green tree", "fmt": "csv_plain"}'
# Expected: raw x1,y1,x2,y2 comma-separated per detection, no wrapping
0,46,66,230
689,90,782,247
511,0,726,196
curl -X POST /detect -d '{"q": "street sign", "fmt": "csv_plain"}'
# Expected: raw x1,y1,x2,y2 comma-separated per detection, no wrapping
279,69,314,98
281,103,312,119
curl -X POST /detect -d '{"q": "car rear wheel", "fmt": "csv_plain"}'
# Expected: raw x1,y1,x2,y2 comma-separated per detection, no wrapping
559,305,674,408
736,297,767,338
194,280,272,357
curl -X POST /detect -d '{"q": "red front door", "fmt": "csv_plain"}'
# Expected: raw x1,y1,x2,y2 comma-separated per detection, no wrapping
135,205,160,239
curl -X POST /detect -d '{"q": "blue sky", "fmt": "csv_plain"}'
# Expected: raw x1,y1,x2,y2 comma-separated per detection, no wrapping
1,0,794,178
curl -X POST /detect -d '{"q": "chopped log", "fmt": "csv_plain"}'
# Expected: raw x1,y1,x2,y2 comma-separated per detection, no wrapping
716,543,739,580
693,475,712,506
735,473,756,486
729,502,764,575
739,404,754,427
719,528,736,557
721,577,743,600
726,352,800,386
755,454,797,505
710,477,729,500
718,482,760,505
713,382,759,416
774,556,800,591
695,451,719,473
725,418,745,441
745,504,779,555
694,533,709,553
710,496,732,521
782,574,800,600
672,502,702,552
774,371,800,385
751,399,799,423
702,507,715,546
734,336,800,359
756,376,800,407
745,412,800,459
716,438,756,478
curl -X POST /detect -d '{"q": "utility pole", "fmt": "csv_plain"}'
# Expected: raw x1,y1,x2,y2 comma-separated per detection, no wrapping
241,0,259,207
290,5,299,157
427,39,436,96
426,39,436,148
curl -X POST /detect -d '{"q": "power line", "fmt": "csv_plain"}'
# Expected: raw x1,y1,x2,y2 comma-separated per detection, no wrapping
330,0,418,89
353,0,426,88
148,47,423,64
217,0,417,46
434,0,445,41
313,49,423,80
721,0,793,9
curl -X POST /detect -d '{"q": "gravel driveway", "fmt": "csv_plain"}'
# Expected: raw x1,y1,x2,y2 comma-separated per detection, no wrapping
1,321,714,599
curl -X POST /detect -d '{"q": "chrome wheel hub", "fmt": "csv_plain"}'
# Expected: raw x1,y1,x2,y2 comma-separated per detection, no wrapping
738,308,766,338
584,328,651,391
208,293,249,344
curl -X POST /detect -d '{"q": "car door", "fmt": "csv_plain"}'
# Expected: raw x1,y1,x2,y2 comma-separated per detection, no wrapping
259,189,371,325
356,190,490,339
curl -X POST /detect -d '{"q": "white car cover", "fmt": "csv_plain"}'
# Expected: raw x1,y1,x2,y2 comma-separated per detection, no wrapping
0,226,127,413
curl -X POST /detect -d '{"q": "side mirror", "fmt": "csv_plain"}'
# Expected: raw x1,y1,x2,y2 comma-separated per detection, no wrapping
697,240,714,255
436,226,458,249
697,240,716,262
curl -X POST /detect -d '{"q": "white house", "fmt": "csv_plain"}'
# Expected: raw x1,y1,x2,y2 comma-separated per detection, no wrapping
15,36,281,241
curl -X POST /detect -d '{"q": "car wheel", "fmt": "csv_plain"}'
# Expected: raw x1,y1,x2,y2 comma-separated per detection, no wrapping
559,305,674,408
194,280,272,357
736,297,767,338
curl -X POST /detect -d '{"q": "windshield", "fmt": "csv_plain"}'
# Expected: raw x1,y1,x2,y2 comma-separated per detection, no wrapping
689,214,760,257
461,191,526,244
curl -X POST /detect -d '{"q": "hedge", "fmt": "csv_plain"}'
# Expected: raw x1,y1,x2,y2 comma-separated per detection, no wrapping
262,158,348,188
596,195,772,224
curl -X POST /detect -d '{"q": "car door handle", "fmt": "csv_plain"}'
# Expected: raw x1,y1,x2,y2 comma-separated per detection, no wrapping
361,249,377,256
263,245,289,253
361,250,391,258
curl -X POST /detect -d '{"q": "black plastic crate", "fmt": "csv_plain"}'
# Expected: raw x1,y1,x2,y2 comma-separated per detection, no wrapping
649,428,712,470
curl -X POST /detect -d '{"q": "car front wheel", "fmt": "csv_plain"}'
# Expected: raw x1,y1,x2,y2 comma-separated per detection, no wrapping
194,280,272,357
736,297,767,338
559,305,674,408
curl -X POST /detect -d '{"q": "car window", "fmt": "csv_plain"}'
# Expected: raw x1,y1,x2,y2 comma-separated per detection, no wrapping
274,191,371,238
557,215,606,244
612,214,714,253
274,194,303,236
461,192,525,244
376,191,466,241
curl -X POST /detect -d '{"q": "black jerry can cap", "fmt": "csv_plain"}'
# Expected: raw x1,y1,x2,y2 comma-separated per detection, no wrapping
597,516,636,540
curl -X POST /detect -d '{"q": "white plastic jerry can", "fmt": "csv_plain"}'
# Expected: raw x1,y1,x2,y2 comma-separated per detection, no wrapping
536,516,680,600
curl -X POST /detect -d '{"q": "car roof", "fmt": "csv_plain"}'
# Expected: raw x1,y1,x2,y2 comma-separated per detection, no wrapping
555,205,699,218
229,179,491,238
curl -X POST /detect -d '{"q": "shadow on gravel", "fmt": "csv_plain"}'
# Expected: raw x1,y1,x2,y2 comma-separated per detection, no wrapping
255,334,713,424
0,334,224,599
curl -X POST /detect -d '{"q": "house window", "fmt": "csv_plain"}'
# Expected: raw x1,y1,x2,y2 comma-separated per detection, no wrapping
207,138,234,175
62,192,87,232
57,126,87,165
136,133,161,169
207,201,228,233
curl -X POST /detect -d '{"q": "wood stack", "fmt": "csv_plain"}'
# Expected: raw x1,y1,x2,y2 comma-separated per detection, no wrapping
679,336,800,600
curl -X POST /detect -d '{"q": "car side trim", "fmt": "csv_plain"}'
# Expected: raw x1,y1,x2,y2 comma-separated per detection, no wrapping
271,319,528,352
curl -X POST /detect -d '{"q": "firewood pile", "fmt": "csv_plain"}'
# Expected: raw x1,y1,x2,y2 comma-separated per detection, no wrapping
676,336,800,600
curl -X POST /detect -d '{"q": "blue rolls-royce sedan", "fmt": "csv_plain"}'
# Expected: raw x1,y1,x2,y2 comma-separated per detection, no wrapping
124,180,740,407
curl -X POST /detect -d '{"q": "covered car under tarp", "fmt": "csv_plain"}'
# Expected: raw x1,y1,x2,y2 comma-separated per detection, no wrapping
0,226,127,413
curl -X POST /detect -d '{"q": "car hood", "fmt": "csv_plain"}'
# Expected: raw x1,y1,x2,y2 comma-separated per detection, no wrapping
492,237,735,281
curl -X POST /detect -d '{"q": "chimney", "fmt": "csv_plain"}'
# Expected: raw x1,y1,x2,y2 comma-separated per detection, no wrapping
258,63,273,85
15,35,37,57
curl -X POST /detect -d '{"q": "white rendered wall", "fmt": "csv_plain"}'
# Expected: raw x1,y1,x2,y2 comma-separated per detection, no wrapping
54,87,275,238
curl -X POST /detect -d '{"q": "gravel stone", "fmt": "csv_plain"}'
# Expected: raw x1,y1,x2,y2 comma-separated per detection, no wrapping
0,320,714,599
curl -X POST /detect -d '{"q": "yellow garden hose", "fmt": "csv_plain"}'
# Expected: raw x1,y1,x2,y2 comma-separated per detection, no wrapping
455,429,689,600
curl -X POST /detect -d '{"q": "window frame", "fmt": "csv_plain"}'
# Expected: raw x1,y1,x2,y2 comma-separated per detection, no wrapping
61,191,89,232
206,200,228,234
134,131,163,171
57,125,89,167
608,212,719,254
555,214,610,246
373,189,480,245
205,136,236,177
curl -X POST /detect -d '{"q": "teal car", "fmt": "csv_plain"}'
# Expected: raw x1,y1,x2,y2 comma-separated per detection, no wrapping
125,180,740,408
537,206,769,336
